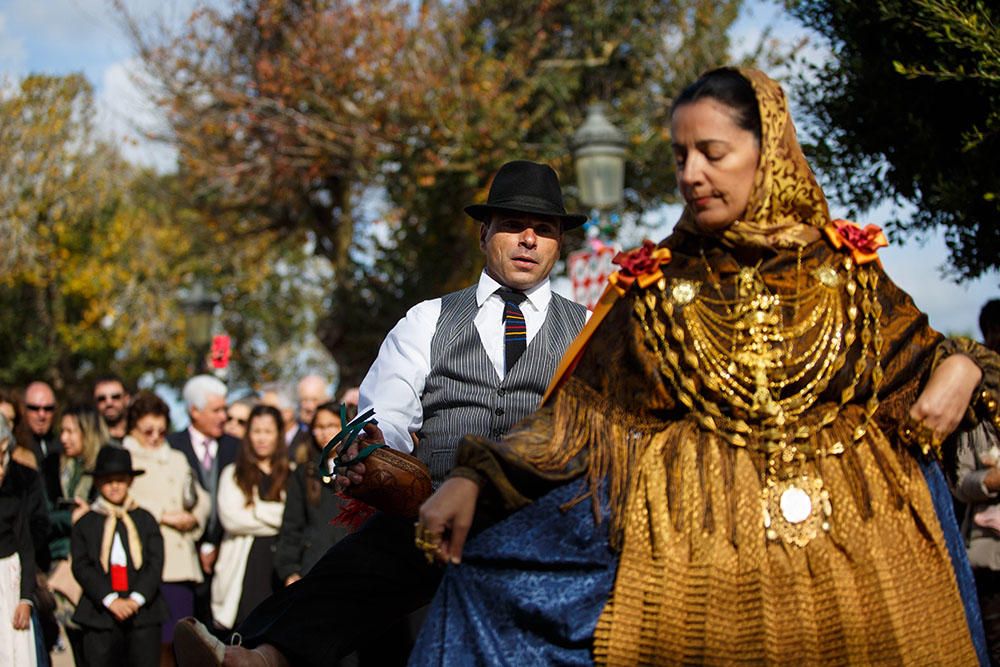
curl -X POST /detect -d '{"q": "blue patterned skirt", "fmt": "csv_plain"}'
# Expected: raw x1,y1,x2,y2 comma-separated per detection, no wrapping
411,460,987,665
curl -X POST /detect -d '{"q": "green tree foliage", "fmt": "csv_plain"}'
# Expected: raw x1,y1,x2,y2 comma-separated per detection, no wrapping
0,74,186,392
125,0,749,384
787,0,1000,280
0,74,330,393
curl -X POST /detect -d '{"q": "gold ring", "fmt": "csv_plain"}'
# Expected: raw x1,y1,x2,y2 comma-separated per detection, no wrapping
413,523,442,563
899,416,943,458
414,536,441,564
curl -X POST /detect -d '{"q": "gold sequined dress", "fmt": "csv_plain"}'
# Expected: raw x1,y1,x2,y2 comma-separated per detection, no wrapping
445,69,1000,665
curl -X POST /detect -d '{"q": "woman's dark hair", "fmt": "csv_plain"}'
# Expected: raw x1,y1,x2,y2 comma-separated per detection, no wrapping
671,67,762,143
0,388,33,452
126,390,170,433
236,404,290,505
980,299,1000,352
296,401,343,507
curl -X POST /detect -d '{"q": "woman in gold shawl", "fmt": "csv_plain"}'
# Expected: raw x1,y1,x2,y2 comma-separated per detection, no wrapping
411,68,999,665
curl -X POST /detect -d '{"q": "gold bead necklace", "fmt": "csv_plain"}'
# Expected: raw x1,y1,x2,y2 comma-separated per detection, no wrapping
632,253,884,546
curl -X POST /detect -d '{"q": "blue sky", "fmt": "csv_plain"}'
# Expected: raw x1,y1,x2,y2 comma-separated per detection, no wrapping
1,0,996,337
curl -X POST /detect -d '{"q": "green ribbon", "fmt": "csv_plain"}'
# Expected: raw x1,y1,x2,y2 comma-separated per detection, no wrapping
317,405,382,487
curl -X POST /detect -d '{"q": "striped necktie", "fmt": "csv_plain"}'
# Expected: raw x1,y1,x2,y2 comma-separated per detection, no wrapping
498,288,528,374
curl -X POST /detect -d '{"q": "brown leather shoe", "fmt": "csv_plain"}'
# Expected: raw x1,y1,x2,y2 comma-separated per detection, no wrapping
173,618,224,666
173,617,291,667
223,644,290,667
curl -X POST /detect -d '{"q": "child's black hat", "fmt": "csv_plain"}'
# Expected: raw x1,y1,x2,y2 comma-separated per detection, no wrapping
85,447,145,477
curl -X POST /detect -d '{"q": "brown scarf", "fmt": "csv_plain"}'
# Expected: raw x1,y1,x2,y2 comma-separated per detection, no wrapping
91,494,143,573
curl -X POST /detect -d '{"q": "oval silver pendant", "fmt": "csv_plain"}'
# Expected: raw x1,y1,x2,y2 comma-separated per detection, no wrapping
779,485,812,524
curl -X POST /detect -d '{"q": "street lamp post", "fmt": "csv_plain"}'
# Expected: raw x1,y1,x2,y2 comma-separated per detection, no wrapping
180,280,219,375
572,102,627,226
568,103,627,309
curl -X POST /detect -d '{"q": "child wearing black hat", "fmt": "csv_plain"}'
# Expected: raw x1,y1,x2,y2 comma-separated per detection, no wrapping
71,447,167,667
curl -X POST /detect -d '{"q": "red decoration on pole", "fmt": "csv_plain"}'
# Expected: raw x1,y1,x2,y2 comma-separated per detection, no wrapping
210,335,231,370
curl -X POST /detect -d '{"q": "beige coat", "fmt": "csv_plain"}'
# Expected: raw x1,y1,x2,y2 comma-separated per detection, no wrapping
124,436,211,584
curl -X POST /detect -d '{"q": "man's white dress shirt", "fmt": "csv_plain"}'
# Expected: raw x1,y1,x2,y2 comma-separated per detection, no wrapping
188,426,218,471
358,272,587,453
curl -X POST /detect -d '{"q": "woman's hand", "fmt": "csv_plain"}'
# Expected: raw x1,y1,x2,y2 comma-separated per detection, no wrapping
910,354,983,440
284,573,302,587
12,601,31,630
416,477,480,565
161,511,198,532
70,498,89,524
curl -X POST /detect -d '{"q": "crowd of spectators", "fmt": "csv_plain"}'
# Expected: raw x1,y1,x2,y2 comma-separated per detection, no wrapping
0,372,358,667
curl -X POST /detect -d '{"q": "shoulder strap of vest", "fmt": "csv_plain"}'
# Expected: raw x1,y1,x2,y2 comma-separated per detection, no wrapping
431,285,480,361
550,292,588,322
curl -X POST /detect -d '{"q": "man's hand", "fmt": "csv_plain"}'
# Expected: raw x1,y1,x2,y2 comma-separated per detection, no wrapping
199,546,218,575
910,354,983,440
108,598,136,623
416,477,480,565
332,423,384,493
12,602,31,630
984,462,1000,493
284,573,302,587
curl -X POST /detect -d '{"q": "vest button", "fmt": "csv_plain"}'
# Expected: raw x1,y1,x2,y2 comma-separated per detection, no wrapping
494,407,505,416
497,388,506,397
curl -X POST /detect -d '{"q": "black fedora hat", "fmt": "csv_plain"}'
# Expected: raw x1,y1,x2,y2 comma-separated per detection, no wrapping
86,446,145,478
464,160,588,230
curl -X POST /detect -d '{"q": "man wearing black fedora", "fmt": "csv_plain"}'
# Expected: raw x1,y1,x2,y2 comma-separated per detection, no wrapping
174,160,589,666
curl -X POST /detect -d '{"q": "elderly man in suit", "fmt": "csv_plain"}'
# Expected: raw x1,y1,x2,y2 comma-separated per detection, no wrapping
167,374,240,629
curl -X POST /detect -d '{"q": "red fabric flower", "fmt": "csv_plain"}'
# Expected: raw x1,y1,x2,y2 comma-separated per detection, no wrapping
824,219,888,265
613,240,660,276
608,240,671,294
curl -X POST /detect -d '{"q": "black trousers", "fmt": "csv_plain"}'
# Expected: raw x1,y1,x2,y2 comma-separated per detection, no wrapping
238,513,443,666
80,621,160,667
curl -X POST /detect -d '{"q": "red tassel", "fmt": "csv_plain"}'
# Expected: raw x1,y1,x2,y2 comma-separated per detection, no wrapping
330,495,375,532
110,564,128,592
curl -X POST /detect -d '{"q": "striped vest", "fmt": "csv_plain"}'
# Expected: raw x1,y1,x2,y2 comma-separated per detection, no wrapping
417,286,587,484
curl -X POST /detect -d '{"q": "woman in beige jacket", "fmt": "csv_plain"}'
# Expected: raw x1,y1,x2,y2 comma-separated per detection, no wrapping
123,390,210,658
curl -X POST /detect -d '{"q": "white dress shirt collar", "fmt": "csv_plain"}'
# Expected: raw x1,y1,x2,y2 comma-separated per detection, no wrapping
187,426,218,457
475,271,551,313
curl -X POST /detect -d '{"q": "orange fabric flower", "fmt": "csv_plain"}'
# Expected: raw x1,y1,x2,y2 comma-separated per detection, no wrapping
824,219,888,265
608,241,672,295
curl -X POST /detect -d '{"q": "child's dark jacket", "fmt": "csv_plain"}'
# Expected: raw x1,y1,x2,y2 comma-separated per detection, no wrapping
71,507,168,629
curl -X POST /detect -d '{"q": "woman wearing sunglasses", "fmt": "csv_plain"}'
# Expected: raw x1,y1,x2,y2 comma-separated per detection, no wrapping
124,390,211,663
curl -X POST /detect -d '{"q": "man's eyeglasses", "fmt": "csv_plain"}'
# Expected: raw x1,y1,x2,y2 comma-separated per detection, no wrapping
25,404,55,413
95,393,124,403
226,415,247,426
